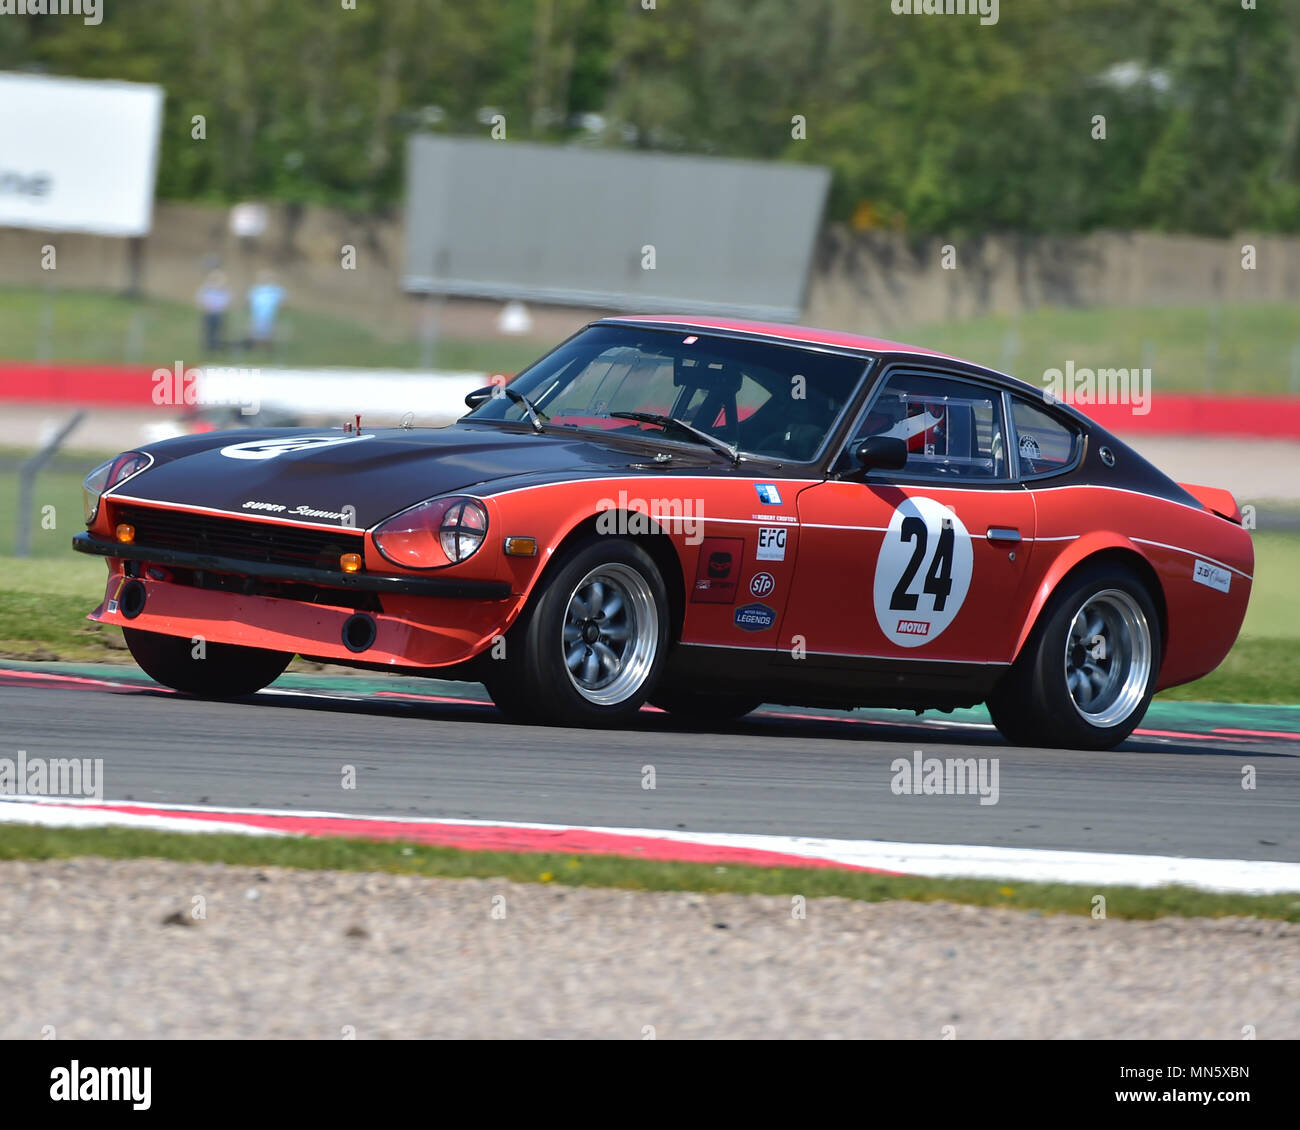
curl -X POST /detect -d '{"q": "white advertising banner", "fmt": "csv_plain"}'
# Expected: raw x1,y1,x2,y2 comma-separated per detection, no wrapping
0,72,165,237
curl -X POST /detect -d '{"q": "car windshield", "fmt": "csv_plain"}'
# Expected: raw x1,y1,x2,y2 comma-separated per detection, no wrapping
465,324,871,463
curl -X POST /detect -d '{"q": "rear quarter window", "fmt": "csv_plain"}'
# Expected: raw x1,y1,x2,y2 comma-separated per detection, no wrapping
1010,397,1081,476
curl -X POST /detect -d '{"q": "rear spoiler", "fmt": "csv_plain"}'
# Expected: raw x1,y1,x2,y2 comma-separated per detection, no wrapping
1179,482,1242,524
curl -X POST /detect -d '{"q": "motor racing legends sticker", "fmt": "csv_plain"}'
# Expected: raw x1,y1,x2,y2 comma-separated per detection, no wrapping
734,602,776,631
872,496,974,647
219,434,376,460
756,526,787,561
1193,558,1231,593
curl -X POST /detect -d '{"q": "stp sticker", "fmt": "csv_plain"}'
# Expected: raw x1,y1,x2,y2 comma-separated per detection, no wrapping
220,434,375,460
872,497,974,648
749,571,775,598
756,526,787,561
1193,559,1231,593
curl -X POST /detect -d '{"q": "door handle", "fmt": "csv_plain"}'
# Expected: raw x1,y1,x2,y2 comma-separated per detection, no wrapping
986,526,1021,545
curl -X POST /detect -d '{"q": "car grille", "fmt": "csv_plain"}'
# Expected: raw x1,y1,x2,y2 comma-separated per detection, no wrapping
114,505,364,571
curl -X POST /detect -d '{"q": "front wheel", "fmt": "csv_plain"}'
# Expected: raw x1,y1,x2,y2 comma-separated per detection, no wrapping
485,537,670,727
987,564,1161,750
123,627,293,698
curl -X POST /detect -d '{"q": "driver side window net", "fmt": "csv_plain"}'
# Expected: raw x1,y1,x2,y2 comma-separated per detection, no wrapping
852,373,1006,479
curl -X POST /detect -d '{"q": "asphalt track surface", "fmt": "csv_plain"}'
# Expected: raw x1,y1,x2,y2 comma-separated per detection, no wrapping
2,664,1296,864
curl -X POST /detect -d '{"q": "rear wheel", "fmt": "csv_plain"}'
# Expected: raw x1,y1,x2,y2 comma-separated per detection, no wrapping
987,564,1160,750
123,627,293,698
650,687,762,723
485,538,670,727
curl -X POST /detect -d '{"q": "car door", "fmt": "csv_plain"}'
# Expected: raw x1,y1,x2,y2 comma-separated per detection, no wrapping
780,367,1038,665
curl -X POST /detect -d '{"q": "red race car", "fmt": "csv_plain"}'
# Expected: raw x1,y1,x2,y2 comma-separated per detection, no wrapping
74,316,1253,749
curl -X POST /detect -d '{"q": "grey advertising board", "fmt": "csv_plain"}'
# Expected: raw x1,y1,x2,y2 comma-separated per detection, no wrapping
404,137,830,321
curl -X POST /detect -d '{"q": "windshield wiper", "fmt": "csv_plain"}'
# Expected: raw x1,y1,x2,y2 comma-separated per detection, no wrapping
505,387,548,432
609,411,740,466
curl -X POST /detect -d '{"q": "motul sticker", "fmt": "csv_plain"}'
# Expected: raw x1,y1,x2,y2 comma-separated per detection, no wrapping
872,497,973,648
1193,559,1231,593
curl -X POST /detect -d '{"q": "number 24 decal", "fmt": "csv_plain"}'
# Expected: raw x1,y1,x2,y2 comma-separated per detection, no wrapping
889,516,955,611
872,498,974,648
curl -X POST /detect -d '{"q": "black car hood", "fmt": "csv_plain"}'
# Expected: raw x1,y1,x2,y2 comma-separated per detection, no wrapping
111,423,713,529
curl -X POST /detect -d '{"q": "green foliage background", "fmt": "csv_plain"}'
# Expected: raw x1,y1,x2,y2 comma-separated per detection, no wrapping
0,0,1297,233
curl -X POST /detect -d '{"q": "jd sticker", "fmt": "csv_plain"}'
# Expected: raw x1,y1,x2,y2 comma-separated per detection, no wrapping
220,434,375,461
872,497,973,648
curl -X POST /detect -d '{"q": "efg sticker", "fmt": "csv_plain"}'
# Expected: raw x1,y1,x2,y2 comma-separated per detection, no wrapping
872,497,973,648
756,526,787,561
734,603,776,632
1193,559,1231,593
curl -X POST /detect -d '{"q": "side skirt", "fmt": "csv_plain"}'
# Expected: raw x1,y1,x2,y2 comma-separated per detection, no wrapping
661,643,1005,712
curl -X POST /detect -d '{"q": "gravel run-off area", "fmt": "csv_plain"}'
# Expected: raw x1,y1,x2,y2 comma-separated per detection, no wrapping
1,858,1297,1039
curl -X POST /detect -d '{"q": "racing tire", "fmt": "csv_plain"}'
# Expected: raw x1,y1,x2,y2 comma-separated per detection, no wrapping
987,563,1161,751
649,687,763,723
485,537,670,727
123,627,293,698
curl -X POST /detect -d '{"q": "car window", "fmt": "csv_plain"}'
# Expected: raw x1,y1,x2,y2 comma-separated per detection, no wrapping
1009,397,1080,475
468,325,869,462
848,371,1007,480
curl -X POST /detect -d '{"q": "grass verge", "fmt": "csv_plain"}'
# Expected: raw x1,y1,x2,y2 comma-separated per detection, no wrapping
0,823,1296,922
0,285,546,373
895,302,1300,394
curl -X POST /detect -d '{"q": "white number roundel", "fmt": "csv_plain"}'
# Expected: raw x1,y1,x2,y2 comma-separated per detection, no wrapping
872,497,973,648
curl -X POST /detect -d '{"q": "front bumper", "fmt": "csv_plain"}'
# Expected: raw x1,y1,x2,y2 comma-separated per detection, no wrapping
73,532,511,599
76,533,517,668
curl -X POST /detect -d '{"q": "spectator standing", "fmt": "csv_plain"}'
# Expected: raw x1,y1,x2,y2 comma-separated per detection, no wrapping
246,270,287,353
196,269,231,353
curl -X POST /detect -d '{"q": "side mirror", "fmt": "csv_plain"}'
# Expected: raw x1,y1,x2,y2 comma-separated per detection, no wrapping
464,386,495,409
854,435,908,471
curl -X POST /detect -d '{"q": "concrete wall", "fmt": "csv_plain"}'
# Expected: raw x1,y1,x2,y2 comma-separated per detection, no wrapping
2,201,1297,339
805,228,1300,333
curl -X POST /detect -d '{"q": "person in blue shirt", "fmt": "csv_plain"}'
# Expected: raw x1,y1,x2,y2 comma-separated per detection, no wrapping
196,269,231,353
246,270,286,352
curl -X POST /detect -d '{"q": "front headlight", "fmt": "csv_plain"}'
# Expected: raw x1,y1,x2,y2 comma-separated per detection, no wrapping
83,451,151,524
372,496,488,569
